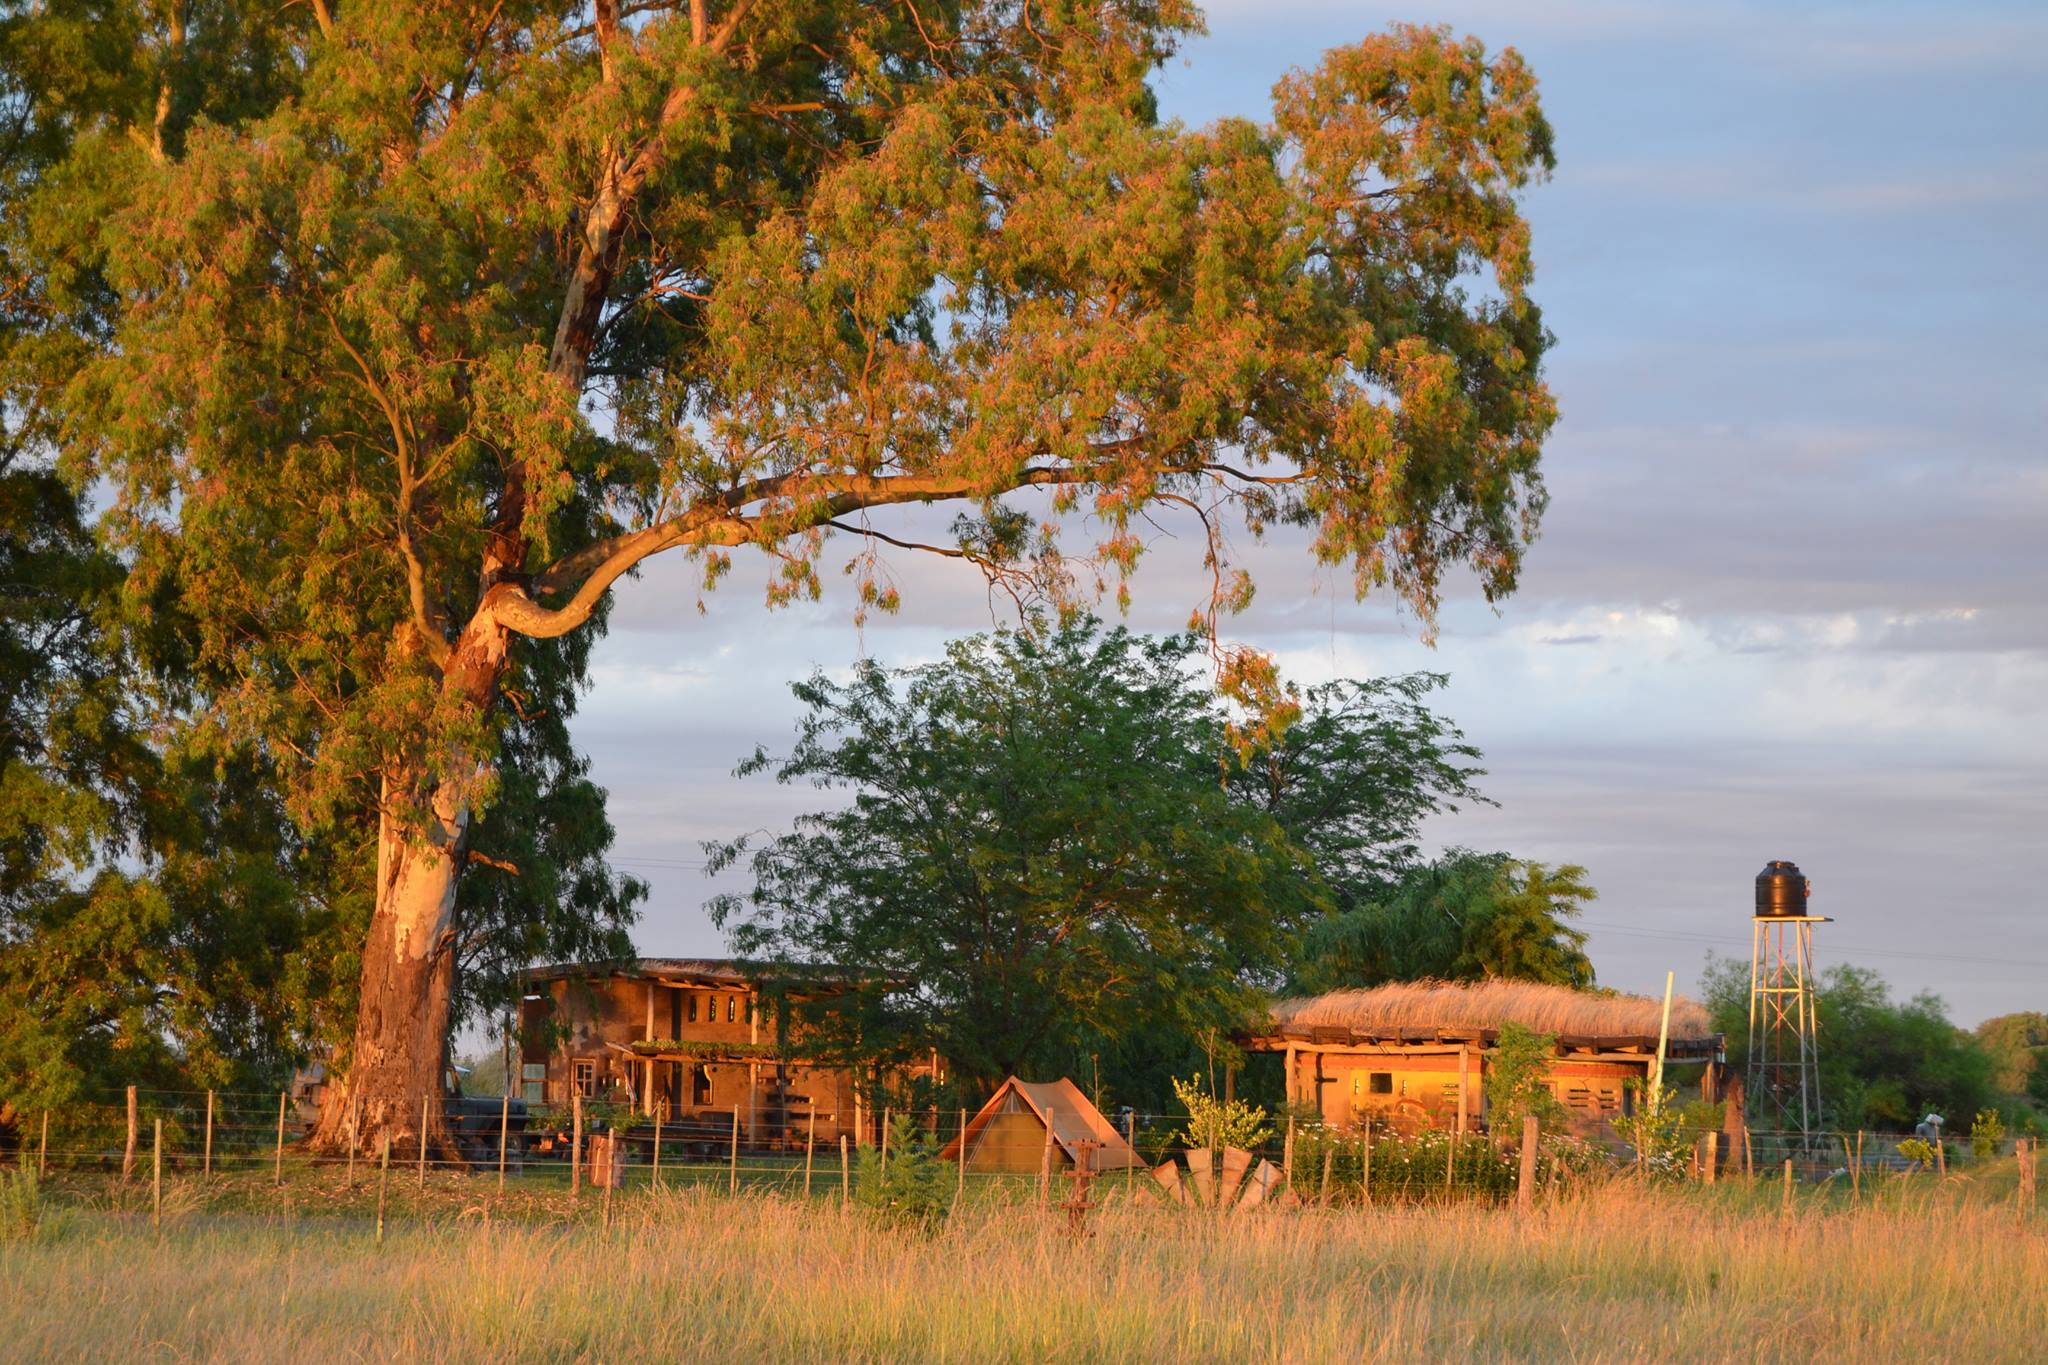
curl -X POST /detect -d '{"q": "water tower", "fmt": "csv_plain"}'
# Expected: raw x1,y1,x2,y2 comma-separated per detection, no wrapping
1745,860,1827,1153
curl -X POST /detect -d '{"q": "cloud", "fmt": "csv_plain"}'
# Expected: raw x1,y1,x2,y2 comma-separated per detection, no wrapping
545,0,2048,1027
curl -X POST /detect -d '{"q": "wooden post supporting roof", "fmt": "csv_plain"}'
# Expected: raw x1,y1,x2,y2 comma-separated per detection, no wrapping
643,982,656,1117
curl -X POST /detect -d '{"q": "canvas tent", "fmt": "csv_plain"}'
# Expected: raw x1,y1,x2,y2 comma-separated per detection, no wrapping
939,1076,1143,1173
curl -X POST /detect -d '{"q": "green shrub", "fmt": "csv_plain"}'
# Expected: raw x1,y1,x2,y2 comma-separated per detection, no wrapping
1483,1023,1568,1133
1170,1075,1270,1152
1,1167,43,1241
1613,1085,1722,1178
1285,1124,1606,1204
854,1114,952,1230
1969,1109,2005,1159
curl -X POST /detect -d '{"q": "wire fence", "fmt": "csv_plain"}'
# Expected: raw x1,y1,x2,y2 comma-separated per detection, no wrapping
3,1089,2033,1217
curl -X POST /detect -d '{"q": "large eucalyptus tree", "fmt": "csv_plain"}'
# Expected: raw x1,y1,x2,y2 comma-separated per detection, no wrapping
51,1,1556,1150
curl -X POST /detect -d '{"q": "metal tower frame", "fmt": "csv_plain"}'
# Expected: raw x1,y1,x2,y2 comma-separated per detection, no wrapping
1746,914,1828,1153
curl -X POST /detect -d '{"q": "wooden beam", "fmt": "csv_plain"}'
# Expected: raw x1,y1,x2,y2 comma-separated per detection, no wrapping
1457,1045,1470,1136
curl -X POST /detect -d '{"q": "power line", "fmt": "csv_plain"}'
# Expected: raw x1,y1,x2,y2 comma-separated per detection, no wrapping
1575,918,2048,972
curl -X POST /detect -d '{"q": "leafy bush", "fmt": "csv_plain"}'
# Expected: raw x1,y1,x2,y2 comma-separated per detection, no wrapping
1170,1075,1270,1152
1483,1022,1567,1133
1612,1084,1721,1177
854,1114,952,1230
1969,1109,2005,1159
1896,1137,1938,1171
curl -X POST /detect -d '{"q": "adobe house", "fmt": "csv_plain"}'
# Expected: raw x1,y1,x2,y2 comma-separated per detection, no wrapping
1239,980,1726,1136
518,958,940,1146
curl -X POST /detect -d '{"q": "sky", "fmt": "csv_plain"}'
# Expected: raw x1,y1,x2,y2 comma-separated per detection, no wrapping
563,0,2048,1026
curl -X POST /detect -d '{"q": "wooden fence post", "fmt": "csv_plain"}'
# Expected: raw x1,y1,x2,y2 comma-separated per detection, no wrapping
954,1108,966,1207
839,1134,850,1206
571,1092,583,1197
1284,1114,1295,1188
1518,1116,1539,1212
1362,1126,1373,1205
346,1098,358,1186
123,1085,138,1181
729,1104,740,1196
376,1135,389,1247
417,1093,431,1189
1319,1144,1334,1205
1039,1108,1055,1209
499,1094,510,1194
1126,1112,1137,1199
650,1101,662,1193
1841,1134,1855,1202
803,1109,816,1199
1935,1135,1947,1176
274,1090,287,1186
38,1110,49,1179
203,1089,214,1178
1703,1132,1717,1186
152,1118,163,1232
880,1106,891,1179
1742,1126,1753,1180
1781,1158,1794,1217
603,1138,616,1228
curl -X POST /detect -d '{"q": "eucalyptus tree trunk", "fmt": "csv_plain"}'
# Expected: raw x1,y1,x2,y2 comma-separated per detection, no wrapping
315,621,513,1155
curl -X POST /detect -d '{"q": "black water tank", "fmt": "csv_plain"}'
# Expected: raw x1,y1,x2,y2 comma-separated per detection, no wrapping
1755,860,1811,917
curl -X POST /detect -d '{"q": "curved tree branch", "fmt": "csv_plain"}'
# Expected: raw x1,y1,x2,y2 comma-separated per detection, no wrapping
493,464,1076,640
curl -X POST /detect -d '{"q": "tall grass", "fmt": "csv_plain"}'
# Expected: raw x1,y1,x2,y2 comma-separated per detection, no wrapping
2,1178,2041,1361
0,1166,44,1240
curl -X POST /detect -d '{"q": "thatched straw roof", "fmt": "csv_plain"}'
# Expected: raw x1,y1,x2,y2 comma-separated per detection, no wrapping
1265,980,1714,1045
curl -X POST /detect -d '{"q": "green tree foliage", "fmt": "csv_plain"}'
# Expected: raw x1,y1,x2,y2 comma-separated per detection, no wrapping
1292,851,1595,991
17,2,1559,1143
1701,958,2001,1130
0,4,640,1125
1975,1012,2048,1111
0,3,320,1116
1227,673,1486,905
712,622,1319,1095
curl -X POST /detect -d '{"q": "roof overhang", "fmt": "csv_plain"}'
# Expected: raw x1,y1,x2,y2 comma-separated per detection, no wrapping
1238,1023,1724,1059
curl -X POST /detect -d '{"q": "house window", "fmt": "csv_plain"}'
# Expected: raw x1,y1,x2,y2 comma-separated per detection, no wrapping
688,993,699,1023
727,995,737,1023
1368,1072,1394,1095
522,1062,546,1106
670,989,682,1038
573,1058,597,1098
692,1065,712,1106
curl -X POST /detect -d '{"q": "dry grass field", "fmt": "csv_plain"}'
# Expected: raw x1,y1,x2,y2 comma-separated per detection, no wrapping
3,1172,2043,1362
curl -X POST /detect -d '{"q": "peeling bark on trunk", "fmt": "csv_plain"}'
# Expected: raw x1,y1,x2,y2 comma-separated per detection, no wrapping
310,786,466,1155
314,619,510,1156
